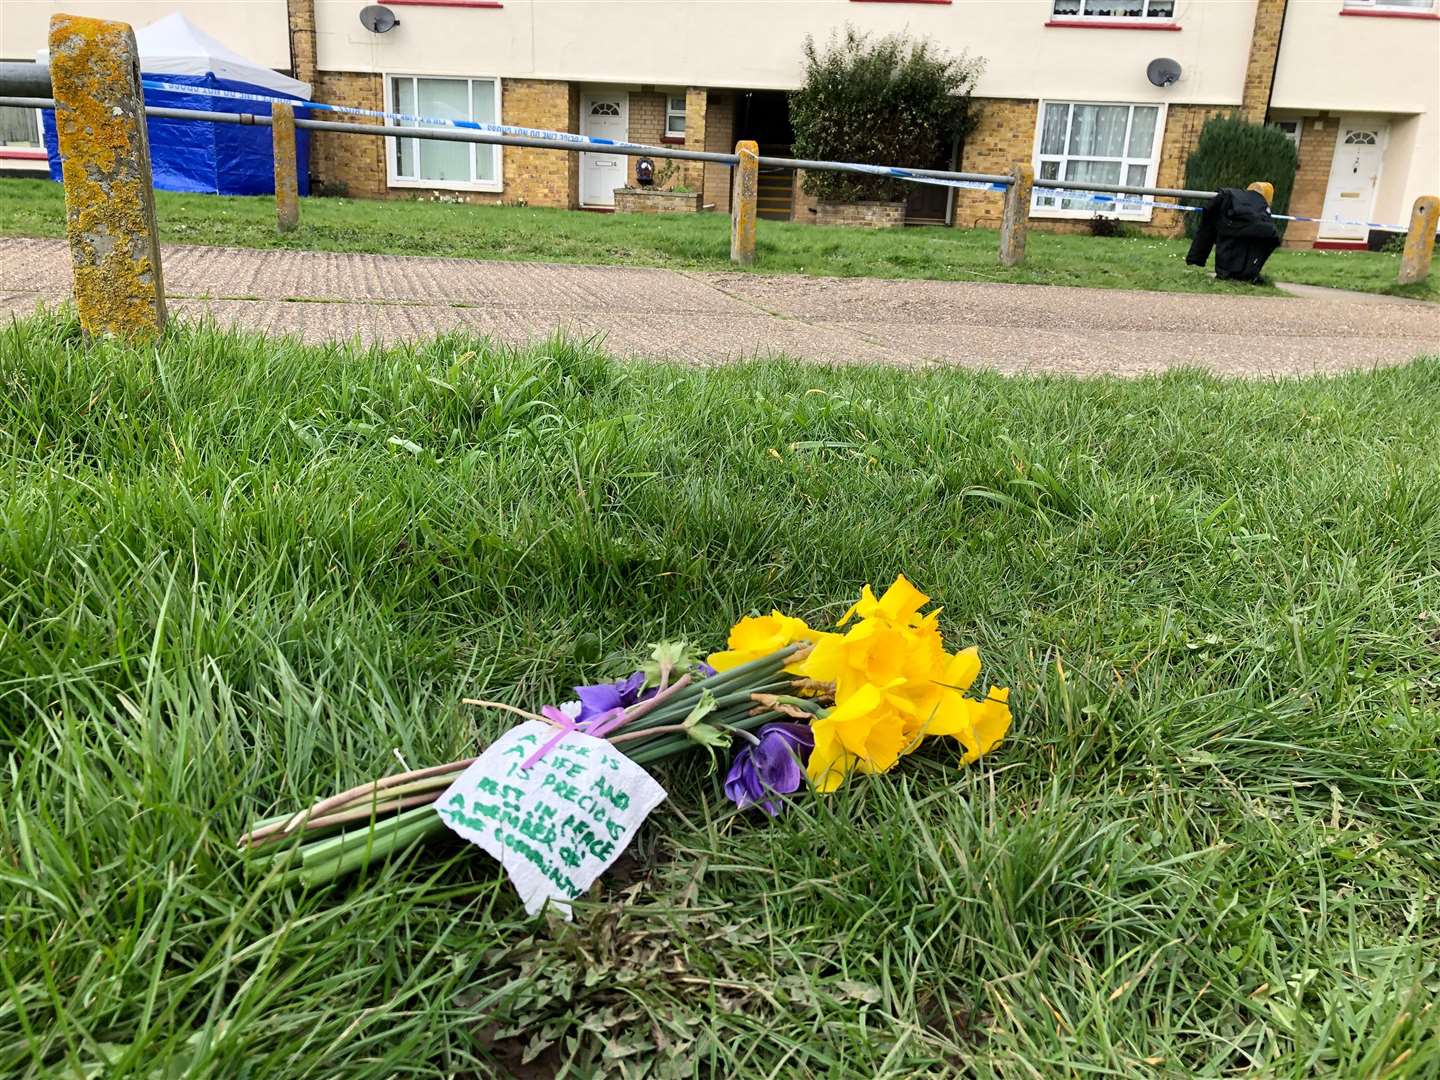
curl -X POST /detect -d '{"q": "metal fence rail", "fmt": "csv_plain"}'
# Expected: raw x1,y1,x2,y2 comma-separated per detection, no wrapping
6,20,1434,349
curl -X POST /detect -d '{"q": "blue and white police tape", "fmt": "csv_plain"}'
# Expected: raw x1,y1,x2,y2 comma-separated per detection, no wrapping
905,175,1412,231
141,80,1008,189
140,79,639,150
139,81,1417,233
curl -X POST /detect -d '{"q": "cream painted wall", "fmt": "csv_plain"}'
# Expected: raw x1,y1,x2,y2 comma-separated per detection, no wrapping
0,1,293,68
1272,2,1439,228
314,0,1253,105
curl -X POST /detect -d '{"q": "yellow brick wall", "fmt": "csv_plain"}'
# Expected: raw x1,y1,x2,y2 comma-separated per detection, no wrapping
952,98,1034,230
309,72,577,208
682,87,707,195
791,170,817,222
627,91,666,187
1241,0,1287,123
703,91,735,214
503,79,577,208
286,0,317,87
310,72,386,198
1283,116,1340,248
1152,103,1233,237
951,99,1228,238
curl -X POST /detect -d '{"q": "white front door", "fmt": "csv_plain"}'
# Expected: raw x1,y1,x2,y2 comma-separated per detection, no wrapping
581,93,629,207
1320,118,1386,242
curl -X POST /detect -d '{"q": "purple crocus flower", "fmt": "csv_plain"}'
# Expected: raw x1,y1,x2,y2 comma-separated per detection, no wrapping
572,670,652,723
695,661,718,679
724,722,814,816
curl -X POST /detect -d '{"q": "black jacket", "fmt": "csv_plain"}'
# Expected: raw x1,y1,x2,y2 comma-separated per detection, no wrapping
1186,188,1280,283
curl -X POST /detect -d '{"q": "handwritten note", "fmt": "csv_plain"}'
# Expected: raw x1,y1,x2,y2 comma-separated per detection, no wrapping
435,721,667,918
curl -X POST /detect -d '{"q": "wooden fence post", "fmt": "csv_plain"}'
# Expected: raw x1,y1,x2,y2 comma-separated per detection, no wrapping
1398,195,1439,286
998,163,1033,267
273,101,300,233
731,140,759,266
48,13,165,340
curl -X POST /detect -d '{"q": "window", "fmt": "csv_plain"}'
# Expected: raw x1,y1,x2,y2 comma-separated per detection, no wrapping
1051,0,1176,19
1033,102,1163,219
0,103,45,162
386,75,501,191
665,95,687,140
1343,0,1436,11
1270,119,1301,150
1343,129,1379,145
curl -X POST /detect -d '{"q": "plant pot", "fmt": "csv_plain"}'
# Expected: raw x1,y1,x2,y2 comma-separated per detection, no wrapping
814,201,906,228
613,187,702,214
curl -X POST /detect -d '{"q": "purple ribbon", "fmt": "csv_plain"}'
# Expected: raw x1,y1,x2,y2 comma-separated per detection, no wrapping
520,705,629,770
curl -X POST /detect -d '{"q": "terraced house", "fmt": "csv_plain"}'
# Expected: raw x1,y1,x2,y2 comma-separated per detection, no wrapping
3,0,1436,247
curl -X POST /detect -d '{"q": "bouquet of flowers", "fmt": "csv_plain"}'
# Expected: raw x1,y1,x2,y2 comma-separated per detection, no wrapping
240,576,1011,895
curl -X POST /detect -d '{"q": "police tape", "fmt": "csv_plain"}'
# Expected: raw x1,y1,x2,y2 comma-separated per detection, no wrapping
137,80,1416,233
900,175,1412,231
141,81,1010,190
140,79,637,149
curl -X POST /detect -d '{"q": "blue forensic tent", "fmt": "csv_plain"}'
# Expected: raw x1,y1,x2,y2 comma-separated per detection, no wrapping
41,13,311,195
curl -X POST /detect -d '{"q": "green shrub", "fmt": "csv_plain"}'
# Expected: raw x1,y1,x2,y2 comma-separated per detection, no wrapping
788,27,983,203
1182,115,1298,236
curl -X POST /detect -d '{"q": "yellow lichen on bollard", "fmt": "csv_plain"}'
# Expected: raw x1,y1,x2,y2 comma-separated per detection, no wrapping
1247,181,1274,206
1398,195,1438,286
999,163,1034,268
730,140,759,266
273,102,300,233
49,13,165,341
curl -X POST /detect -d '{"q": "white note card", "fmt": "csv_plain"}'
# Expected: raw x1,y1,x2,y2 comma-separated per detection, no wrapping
435,721,667,918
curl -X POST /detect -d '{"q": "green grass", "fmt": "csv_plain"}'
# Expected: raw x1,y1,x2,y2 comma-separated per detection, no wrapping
3,176,1434,301
3,312,1439,1076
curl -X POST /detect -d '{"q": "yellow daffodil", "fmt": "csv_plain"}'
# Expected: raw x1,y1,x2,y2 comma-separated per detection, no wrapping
806,682,909,792
838,573,934,628
797,612,946,707
707,611,820,673
919,646,1013,764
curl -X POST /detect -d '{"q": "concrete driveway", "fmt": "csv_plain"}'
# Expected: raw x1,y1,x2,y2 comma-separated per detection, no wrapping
2,238,1435,376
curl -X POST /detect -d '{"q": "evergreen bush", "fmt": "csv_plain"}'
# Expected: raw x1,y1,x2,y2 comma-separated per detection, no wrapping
1183,115,1298,236
788,27,983,203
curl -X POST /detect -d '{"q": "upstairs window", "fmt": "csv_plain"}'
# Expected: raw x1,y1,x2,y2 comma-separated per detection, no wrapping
1342,0,1436,11
665,95,687,139
387,75,501,192
1051,0,1176,18
1033,101,1163,219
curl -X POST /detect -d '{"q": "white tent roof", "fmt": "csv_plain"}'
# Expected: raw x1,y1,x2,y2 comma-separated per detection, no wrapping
39,13,310,99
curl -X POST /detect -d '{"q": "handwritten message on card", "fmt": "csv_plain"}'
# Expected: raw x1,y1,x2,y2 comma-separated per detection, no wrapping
434,721,667,918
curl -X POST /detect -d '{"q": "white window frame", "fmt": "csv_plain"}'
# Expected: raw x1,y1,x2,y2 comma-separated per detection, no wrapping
665,94,687,140
1049,0,1178,21
383,74,503,193
0,102,49,169
1031,100,1167,222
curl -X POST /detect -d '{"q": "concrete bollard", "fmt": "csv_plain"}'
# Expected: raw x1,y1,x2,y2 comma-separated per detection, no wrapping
1398,195,1439,286
998,163,1033,267
731,140,759,266
1247,181,1274,205
273,102,300,233
49,14,166,340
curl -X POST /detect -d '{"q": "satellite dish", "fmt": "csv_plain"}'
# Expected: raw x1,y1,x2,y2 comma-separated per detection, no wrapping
1146,58,1182,87
359,5,399,33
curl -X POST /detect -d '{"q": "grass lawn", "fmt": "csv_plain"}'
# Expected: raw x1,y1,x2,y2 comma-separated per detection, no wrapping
3,177,1434,302
3,312,1439,1076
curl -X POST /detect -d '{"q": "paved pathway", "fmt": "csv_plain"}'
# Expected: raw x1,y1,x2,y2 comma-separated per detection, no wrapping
3,238,1435,376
